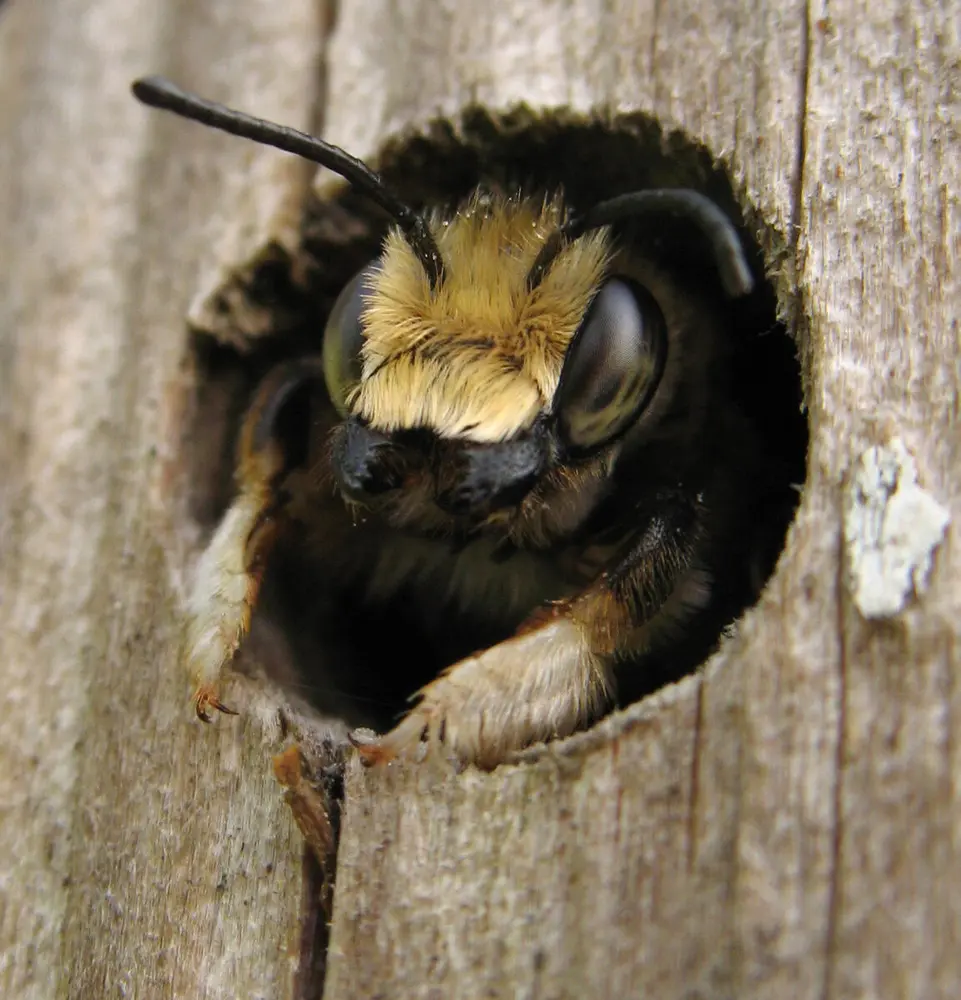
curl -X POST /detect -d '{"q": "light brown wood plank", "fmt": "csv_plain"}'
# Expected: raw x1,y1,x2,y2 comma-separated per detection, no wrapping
2,0,957,998
0,1,327,997
319,2,958,998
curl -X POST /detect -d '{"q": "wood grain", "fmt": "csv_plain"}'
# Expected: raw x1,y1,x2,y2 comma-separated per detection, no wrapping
0,1,327,998
1,0,957,998
319,2,959,999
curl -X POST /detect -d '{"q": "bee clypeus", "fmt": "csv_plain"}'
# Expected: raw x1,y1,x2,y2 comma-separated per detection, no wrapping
134,77,799,769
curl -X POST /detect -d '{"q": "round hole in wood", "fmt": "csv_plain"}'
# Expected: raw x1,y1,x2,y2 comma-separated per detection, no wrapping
181,107,809,748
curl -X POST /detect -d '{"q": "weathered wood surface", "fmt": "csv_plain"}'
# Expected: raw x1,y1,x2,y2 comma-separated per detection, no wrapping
0,1,957,1000
320,2,960,999
0,1,328,998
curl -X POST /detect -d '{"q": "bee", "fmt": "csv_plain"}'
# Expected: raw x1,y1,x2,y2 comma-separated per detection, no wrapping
134,77,800,769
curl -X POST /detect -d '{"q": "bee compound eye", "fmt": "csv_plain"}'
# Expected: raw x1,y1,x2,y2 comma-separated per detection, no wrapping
322,262,380,416
554,278,667,453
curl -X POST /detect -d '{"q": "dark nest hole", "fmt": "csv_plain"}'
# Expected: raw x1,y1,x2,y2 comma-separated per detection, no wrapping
184,107,808,734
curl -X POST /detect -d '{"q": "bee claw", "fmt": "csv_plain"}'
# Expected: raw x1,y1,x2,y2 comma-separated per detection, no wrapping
347,729,387,765
349,713,431,766
193,686,238,723
351,739,398,767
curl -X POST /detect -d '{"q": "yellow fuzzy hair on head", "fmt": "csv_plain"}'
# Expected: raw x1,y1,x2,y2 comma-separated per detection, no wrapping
350,194,612,443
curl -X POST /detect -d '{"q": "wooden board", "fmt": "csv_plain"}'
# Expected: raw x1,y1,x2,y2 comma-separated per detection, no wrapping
319,2,960,998
0,1,957,998
0,1,328,997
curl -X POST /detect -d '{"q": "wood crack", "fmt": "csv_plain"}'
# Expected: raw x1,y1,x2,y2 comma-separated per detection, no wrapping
278,742,347,1000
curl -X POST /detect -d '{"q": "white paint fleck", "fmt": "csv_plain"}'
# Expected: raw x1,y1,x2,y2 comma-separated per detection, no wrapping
844,438,951,618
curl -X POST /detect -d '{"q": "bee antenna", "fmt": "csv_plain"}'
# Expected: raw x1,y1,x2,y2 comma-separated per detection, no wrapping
527,188,754,298
131,76,445,288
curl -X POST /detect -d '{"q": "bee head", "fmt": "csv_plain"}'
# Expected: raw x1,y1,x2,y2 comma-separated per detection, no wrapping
324,189,754,535
132,77,754,538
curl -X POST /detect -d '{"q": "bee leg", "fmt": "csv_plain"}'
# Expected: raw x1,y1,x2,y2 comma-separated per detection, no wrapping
355,503,705,768
183,361,321,721
183,480,280,721
352,612,614,769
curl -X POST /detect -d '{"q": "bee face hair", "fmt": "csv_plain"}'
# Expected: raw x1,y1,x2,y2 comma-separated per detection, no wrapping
351,195,612,443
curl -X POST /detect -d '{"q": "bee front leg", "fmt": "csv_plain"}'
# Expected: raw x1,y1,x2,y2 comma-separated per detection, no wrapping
183,480,279,721
183,361,321,721
355,502,704,768
353,614,614,770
